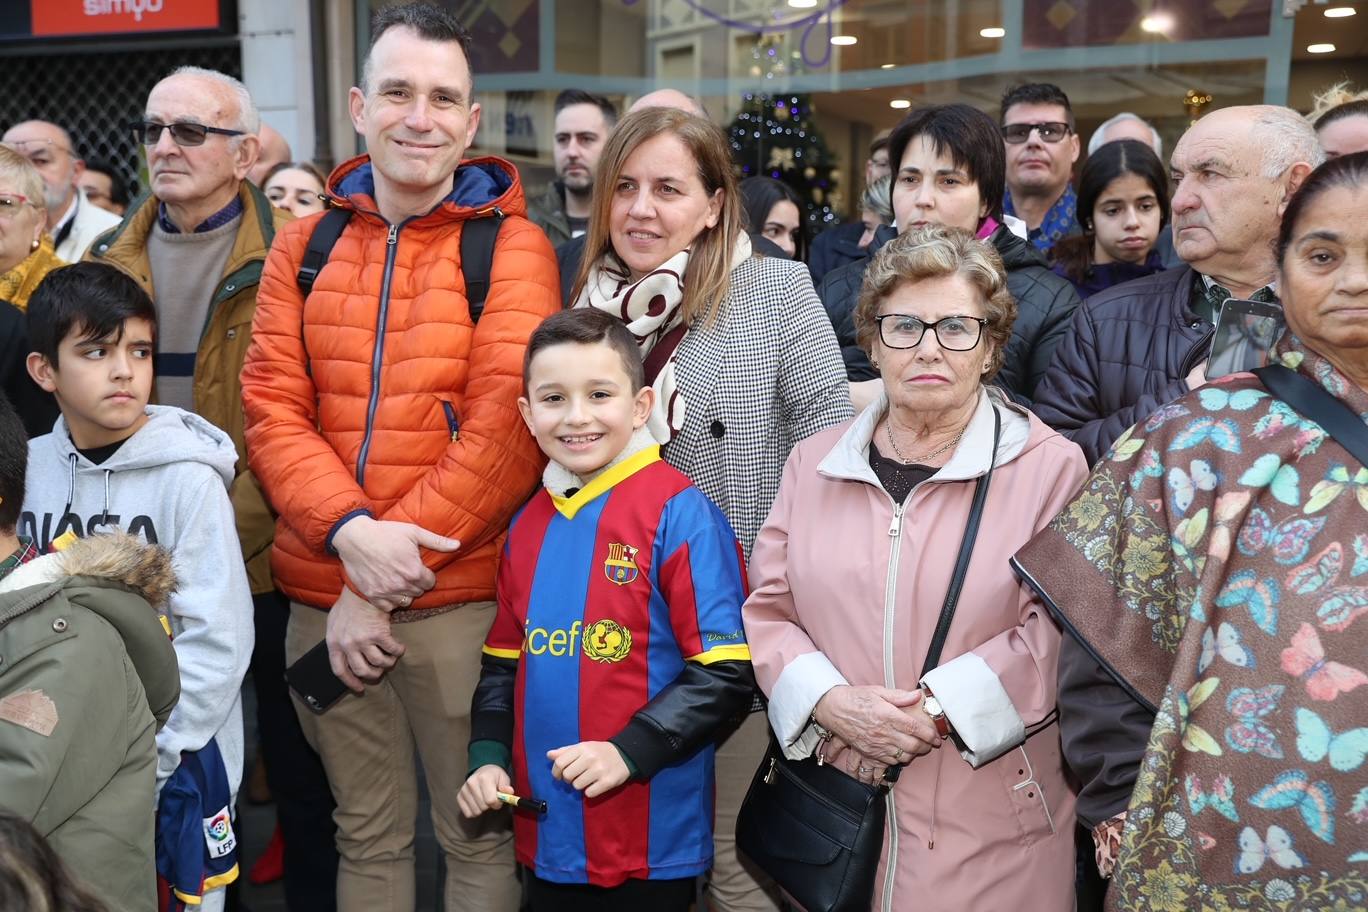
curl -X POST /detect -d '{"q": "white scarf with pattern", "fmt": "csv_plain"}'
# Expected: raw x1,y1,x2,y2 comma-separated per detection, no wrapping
575,232,751,443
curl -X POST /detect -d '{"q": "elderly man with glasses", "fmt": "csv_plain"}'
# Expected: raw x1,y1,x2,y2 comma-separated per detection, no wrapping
1000,83,1082,255
2,120,120,261
84,67,342,910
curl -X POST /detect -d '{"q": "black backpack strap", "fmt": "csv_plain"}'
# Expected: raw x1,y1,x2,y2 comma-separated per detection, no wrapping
920,407,1002,678
460,206,505,323
296,207,353,296
1254,364,1368,467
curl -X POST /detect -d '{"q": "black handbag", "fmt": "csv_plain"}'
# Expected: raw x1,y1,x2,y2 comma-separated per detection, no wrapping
736,412,1000,912
1254,364,1368,467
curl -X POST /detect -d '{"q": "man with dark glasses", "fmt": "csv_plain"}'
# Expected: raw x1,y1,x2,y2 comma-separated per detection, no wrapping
1,120,120,262
1000,83,1081,254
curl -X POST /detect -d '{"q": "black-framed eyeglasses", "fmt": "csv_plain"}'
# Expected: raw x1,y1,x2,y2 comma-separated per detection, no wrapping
1001,122,1071,144
874,314,988,351
128,120,245,147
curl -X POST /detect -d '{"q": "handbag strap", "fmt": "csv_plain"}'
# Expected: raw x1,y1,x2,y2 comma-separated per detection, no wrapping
919,407,1001,679
1253,364,1368,468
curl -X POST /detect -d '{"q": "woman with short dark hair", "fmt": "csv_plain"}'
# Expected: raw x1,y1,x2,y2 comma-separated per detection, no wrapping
820,104,1080,409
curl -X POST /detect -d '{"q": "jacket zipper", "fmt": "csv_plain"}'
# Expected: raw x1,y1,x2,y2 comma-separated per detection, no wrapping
441,402,460,441
1179,326,1215,376
880,500,906,912
356,222,401,486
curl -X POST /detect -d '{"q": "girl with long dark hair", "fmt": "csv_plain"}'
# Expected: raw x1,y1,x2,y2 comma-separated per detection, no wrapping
739,176,808,261
1051,140,1169,299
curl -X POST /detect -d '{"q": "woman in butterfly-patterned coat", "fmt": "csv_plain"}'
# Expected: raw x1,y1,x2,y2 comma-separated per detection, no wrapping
1013,151,1368,911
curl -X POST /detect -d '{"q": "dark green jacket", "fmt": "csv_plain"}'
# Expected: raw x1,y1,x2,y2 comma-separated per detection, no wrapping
527,181,573,247
0,534,179,911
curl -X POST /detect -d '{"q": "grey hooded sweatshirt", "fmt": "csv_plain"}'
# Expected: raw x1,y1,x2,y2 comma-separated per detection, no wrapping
19,405,254,797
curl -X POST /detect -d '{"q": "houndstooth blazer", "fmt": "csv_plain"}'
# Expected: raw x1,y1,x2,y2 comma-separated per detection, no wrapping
666,255,853,558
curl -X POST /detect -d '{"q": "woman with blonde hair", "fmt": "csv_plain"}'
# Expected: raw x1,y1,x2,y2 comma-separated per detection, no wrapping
1308,82,1368,158
572,105,851,911
262,160,328,218
0,146,62,311
0,147,61,434
743,225,1086,910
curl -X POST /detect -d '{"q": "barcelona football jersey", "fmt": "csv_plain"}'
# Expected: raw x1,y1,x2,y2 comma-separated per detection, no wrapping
484,446,750,886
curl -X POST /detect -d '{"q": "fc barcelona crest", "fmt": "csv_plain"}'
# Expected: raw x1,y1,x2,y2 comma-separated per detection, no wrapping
604,542,639,585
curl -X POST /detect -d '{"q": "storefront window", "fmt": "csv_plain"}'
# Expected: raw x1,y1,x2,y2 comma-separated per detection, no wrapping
358,0,1368,223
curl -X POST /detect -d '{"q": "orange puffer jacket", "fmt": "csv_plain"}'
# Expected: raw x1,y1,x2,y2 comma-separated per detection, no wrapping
242,154,558,611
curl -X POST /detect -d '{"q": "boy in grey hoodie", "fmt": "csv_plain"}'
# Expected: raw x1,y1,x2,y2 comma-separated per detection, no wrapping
20,264,253,909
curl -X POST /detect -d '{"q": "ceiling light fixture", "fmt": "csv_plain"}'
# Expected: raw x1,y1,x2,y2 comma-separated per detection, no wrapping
1324,7,1356,17
830,35,857,46
890,99,912,109
880,63,896,69
787,0,818,8
980,26,1006,38
1140,13,1172,33
1307,43,1337,53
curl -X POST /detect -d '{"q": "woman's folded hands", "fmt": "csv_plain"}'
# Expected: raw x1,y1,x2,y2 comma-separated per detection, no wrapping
812,684,943,784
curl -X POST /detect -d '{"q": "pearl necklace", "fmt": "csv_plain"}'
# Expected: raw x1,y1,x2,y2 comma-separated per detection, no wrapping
884,422,964,466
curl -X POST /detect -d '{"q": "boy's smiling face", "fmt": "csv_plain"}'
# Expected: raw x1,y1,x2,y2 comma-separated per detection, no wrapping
518,340,654,479
29,317,154,449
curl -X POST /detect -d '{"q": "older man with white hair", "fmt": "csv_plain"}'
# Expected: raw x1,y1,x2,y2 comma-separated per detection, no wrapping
88,64,281,456
86,67,338,910
2,120,120,261
1033,105,1323,464
1087,111,1162,157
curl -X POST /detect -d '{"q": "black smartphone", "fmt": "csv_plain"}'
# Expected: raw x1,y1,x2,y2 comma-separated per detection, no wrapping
285,640,350,714
1206,298,1284,381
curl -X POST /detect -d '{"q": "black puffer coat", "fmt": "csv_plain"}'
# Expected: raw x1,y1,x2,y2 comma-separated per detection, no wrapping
1030,265,1214,466
819,224,1080,404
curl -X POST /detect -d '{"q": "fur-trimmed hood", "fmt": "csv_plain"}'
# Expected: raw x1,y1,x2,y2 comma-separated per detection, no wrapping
0,532,177,608
0,532,180,735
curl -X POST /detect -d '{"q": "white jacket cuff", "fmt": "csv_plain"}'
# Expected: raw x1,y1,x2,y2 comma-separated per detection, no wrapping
768,651,848,760
921,652,1025,768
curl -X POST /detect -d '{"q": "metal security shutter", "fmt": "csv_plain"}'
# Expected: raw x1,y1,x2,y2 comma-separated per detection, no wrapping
0,44,242,198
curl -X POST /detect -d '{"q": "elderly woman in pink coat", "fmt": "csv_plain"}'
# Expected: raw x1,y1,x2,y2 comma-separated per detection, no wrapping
742,226,1088,910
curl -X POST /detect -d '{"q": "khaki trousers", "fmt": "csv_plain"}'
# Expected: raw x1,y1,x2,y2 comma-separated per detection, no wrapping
707,710,784,912
287,602,519,912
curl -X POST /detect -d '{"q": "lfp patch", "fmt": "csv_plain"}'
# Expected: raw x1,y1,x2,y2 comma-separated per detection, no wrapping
202,807,237,859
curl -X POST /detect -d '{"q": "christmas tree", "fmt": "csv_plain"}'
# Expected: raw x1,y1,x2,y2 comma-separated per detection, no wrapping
729,91,843,234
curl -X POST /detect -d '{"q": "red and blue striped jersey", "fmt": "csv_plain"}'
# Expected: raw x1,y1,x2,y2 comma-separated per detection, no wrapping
485,446,750,886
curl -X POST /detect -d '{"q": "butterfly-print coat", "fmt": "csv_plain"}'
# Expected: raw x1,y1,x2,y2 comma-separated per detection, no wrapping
1015,333,1368,911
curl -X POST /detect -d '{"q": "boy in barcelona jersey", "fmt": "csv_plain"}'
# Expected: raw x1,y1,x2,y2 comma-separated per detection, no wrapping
458,308,755,912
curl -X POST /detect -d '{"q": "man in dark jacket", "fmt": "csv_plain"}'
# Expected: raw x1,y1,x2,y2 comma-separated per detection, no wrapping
527,89,617,247
1031,105,1323,464
806,135,891,285
1000,84,1082,255
820,104,1080,407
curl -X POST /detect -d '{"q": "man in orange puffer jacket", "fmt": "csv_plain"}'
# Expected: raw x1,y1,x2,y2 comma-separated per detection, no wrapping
241,5,558,910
